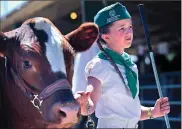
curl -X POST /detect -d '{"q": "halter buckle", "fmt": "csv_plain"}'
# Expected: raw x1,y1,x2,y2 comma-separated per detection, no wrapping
31,95,43,113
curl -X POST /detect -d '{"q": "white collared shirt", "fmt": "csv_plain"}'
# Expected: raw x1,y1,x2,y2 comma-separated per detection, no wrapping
85,56,141,120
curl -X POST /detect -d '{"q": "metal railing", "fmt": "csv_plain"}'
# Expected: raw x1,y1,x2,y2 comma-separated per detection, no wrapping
139,71,181,129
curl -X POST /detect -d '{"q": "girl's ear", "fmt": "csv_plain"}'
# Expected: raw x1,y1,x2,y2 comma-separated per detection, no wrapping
101,34,109,43
64,22,99,52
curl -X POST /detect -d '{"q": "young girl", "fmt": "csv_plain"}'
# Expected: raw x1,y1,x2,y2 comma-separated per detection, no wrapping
74,2,170,128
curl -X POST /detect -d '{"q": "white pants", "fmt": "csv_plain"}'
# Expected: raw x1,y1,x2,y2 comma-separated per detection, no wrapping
97,117,138,128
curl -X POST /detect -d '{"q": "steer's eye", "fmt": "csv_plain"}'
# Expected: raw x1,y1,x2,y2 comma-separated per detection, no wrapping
23,60,32,68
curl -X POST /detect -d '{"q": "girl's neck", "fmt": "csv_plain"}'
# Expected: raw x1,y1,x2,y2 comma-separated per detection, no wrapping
107,44,124,54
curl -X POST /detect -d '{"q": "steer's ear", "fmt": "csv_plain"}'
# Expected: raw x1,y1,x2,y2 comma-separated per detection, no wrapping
64,22,99,52
0,31,9,57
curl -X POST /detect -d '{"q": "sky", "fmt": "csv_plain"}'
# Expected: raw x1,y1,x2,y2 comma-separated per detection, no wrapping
0,1,27,19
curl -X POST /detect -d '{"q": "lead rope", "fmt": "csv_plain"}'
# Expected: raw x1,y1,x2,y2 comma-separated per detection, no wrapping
86,101,95,128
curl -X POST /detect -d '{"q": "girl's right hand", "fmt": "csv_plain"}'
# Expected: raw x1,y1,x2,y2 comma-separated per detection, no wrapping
74,91,91,115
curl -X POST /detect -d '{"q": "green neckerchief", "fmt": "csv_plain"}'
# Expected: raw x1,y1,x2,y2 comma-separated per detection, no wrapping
98,48,137,99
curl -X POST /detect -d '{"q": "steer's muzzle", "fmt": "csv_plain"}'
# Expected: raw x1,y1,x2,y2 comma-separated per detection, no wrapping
41,88,80,128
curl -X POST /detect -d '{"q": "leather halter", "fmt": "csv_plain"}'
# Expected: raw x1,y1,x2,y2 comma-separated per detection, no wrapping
5,57,71,113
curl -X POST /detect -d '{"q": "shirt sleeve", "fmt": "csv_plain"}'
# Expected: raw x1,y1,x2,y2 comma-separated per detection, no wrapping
85,59,109,84
72,43,100,94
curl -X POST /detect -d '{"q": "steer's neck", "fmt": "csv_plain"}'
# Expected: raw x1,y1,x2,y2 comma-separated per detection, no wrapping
4,70,44,128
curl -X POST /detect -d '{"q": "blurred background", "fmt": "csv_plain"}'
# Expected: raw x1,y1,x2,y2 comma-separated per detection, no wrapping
0,0,181,128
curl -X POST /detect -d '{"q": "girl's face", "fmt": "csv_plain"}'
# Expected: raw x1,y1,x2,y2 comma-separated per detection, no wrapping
104,19,133,49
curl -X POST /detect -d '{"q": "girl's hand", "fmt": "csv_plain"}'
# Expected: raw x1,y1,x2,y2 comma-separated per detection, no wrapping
151,97,170,118
74,91,91,115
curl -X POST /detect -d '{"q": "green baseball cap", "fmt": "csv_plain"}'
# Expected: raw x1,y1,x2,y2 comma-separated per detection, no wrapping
94,2,131,27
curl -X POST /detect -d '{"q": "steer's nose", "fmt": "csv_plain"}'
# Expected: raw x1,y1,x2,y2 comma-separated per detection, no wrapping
59,104,79,124
52,101,80,125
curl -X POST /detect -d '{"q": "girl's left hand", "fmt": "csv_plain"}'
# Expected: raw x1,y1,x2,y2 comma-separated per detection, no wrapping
151,97,170,118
